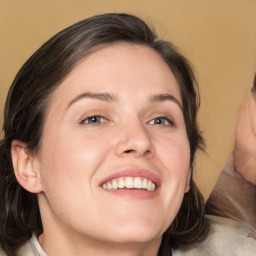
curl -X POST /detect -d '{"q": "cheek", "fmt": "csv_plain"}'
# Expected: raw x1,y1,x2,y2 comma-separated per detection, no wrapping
38,131,112,198
38,134,111,221
44,130,109,168
159,131,191,173
156,133,191,216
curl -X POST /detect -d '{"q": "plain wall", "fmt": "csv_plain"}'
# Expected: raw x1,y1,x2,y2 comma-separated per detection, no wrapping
0,0,256,197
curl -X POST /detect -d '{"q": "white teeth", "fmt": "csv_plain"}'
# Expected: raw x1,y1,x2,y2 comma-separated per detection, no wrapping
142,179,148,189
151,183,155,191
134,177,142,188
112,180,118,190
147,180,152,191
102,177,156,191
118,179,125,188
125,177,133,188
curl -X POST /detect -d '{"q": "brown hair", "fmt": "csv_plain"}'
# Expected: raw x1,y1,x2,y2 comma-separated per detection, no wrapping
0,13,208,256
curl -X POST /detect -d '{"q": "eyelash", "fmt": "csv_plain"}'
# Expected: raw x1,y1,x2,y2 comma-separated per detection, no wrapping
80,114,174,127
80,115,107,125
148,116,174,126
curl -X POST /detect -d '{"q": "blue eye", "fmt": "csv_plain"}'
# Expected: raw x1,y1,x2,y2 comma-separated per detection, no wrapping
149,117,173,126
81,115,106,124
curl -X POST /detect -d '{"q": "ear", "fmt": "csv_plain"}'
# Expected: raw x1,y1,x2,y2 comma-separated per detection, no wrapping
11,140,42,193
185,168,191,193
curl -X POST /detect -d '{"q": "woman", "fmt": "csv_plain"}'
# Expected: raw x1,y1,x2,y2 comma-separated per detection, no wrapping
0,13,254,256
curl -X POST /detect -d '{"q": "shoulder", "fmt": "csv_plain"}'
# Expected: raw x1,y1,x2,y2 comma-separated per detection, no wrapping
173,215,256,256
16,236,43,256
0,247,7,256
17,234,47,256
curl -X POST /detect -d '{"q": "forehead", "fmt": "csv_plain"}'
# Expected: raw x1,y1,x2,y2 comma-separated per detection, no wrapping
50,43,182,106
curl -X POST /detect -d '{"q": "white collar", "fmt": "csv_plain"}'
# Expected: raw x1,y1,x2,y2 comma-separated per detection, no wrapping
31,234,47,256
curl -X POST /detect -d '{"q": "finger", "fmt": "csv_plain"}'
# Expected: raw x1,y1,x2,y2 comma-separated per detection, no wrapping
252,72,256,92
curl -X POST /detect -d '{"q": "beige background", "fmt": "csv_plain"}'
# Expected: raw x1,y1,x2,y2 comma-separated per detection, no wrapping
0,0,256,197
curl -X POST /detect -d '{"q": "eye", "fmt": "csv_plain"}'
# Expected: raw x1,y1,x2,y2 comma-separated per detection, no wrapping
80,115,107,124
148,116,174,126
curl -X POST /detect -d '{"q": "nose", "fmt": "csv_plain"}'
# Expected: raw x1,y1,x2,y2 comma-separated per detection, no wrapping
114,120,156,158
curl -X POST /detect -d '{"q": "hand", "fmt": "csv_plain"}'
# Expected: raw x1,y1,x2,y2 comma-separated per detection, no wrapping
234,73,256,185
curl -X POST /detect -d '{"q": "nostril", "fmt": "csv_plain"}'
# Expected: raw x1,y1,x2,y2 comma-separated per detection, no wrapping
124,149,134,154
144,150,153,158
123,149,153,158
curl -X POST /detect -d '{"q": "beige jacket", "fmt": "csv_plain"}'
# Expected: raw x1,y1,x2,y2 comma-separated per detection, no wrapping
173,215,256,256
206,155,256,238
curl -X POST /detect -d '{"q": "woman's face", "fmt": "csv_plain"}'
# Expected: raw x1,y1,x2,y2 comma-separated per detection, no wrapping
35,43,191,250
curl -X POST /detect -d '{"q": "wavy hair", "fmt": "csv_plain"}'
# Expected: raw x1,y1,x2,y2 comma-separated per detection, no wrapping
0,13,209,256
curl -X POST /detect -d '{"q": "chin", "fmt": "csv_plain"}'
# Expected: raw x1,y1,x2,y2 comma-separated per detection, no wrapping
104,221,165,244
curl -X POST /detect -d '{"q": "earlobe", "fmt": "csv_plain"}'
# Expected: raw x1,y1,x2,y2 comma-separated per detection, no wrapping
185,168,191,193
185,183,190,193
11,140,42,193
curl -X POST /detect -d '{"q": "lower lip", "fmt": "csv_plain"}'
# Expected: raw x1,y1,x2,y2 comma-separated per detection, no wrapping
101,188,159,200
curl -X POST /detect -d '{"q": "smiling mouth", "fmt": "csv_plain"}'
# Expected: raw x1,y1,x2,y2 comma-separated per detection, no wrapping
101,177,156,191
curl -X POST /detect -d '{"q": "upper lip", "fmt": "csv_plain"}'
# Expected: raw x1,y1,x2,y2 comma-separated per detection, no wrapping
99,168,161,188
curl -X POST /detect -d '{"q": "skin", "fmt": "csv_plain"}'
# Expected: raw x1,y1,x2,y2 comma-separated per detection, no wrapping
234,75,256,185
12,43,191,256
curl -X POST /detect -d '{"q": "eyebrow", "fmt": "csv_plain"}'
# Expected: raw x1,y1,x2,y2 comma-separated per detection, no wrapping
67,92,183,111
149,94,183,111
67,92,118,109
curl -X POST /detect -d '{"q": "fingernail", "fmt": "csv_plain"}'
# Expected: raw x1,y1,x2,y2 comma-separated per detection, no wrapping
251,73,256,92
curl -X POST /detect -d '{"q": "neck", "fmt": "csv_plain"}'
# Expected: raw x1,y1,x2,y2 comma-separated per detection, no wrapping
39,231,161,256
